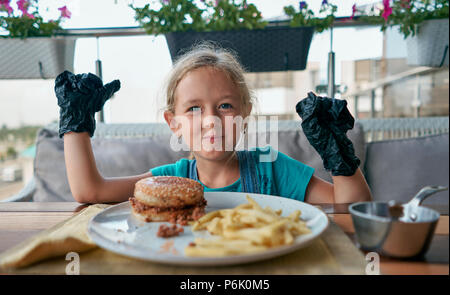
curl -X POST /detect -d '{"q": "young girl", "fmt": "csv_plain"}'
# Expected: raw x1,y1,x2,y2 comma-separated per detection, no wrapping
55,43,372,204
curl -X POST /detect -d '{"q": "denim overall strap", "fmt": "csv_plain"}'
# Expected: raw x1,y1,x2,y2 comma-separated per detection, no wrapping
188,152,260,194
188,159,199,181
236,150,261,194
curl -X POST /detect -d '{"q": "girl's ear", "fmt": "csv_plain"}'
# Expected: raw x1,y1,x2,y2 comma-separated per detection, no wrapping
164,110,177,134
164,110,184,138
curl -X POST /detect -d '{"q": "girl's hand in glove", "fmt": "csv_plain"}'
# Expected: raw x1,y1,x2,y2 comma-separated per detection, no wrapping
55,71,121,138
296,92,360,176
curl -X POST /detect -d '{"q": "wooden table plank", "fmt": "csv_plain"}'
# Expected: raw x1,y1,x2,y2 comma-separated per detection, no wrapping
0,212,74,230
0,202,88,212
379,261,449,275
0,230,41,253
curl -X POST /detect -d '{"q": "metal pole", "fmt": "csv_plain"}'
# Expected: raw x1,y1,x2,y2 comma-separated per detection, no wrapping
370,89,376,118
413,75,421,118
95,37,105,123
327,27,336,98
354,96,359,119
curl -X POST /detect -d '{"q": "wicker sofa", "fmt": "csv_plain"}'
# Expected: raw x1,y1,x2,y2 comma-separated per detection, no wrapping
4,117,449,205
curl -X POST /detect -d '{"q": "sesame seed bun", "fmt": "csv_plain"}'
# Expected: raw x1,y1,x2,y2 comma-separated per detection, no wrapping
130,176,206,223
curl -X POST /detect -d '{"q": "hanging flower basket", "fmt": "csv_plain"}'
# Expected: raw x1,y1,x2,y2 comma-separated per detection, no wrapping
0,36,76,79
165,25,315,73
406,18,449,68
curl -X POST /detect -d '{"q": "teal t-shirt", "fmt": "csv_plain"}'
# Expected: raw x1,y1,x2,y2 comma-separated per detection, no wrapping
150,146,315,202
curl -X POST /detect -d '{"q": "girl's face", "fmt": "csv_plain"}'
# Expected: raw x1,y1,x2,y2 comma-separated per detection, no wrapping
165,66,250,162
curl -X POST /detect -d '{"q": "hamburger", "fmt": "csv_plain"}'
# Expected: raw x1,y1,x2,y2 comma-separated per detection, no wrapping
129,176,207,225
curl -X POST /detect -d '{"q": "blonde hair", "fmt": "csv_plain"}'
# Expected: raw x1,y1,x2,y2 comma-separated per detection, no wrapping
164,41,254,115
163,42,255,160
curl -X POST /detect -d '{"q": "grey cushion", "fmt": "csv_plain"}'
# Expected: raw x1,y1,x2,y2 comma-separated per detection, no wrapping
33,129,190,202
33,122,366,202
273,123,366,183
242,122,366,183
364,134,449,205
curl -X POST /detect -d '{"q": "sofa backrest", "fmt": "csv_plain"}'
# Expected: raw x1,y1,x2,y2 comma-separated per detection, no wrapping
32,121,366,202
363,133,449,205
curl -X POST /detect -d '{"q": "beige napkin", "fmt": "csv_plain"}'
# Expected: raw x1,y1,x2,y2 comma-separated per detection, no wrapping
0,204,110,270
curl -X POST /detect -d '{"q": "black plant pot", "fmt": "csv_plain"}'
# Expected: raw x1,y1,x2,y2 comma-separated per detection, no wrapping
165,25,315,73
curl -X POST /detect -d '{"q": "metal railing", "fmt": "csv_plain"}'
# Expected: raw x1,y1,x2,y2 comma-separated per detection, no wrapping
44,117,449,142
358,116,449,142
58,18,378,38
344,67,445,119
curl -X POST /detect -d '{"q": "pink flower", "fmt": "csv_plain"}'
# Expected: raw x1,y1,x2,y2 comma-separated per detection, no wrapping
350,4,357,20
17,0,34,18
400,0,411,9
382,0,392,22
17,0,27,12
58,5,71,19
0,0,13,14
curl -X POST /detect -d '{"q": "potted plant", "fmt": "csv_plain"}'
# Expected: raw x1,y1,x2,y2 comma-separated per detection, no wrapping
361,0,449,67
131,0,337,72
0,0,75,79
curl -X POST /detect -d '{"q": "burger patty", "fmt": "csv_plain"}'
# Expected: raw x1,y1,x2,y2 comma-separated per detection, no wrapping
129,197,207,214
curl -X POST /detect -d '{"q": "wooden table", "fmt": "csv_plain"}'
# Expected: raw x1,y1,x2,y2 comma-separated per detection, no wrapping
0,202,448,275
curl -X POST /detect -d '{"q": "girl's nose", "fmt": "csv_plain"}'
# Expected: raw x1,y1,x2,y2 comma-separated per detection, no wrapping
201,108,221,129
203,106,219,117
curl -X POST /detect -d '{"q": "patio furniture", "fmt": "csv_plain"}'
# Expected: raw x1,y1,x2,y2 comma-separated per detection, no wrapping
3,117,449,205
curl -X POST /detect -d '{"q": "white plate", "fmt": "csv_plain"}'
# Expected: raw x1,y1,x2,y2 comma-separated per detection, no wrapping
88,192,329,266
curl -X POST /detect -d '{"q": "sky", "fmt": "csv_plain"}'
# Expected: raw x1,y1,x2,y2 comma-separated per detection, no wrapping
0,0,387,127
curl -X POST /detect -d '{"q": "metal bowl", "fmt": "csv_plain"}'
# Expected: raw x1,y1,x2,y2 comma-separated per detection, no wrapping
349,186,446,258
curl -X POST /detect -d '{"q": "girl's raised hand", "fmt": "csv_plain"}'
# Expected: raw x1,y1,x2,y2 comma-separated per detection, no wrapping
295,91,360,177
55,71,121,138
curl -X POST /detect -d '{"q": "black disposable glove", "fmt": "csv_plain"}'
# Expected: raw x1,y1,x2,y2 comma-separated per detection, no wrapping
55,71,120,138
296,92,360,176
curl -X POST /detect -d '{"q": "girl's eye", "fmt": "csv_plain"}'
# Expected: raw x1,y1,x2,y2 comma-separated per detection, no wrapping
219,103,233,110
188,106,201,112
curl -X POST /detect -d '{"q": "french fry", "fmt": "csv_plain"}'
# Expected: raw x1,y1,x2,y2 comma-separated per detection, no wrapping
283,228,294,245
186,195,311,257
192,211,221,230
193,237,254,247
263,206,280,217
246,195,263,211
235,203,253,210
235,209,277,223
222,228,267,244
206,217,222,235
184,244,268,257
288,210,301,221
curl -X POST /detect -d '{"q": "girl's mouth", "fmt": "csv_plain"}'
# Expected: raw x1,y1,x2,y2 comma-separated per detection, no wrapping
202,135,223,144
